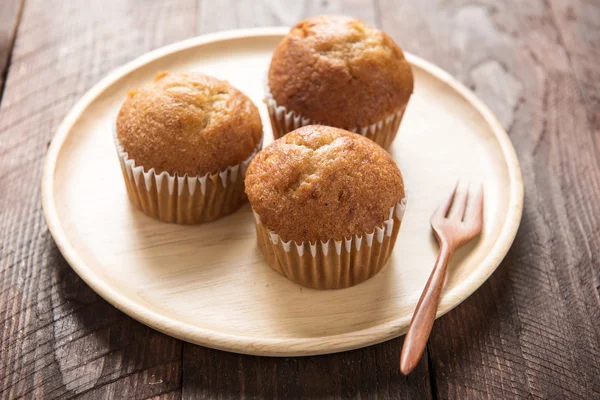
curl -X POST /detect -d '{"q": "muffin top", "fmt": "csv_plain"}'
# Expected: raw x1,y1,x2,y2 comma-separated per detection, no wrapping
245,125,405,243
268,15,413,128
117,72,262,176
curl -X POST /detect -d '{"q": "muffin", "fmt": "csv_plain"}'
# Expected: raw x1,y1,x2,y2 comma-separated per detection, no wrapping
266,15,413,148
115,71,263,224
245,125,407,289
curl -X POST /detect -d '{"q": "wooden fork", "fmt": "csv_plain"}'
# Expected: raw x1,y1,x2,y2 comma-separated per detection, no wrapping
400,182,484,375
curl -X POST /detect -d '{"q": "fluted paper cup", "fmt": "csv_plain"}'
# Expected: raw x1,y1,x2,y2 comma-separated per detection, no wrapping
265,83,406,149
253,199,407,289
114,131,262,224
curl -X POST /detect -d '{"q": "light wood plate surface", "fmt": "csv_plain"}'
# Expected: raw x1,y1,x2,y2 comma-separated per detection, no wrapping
42,28,523,357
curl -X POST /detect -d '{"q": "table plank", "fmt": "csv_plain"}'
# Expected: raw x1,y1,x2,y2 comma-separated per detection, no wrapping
181,1,433,399
196,0,378,34
0,0,23,100
183,343,431,399
0,1,197,398
549,0,600,134
379,0,600,398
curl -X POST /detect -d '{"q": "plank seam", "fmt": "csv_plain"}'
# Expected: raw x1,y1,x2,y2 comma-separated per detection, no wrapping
179,341,184,400
0,0,25,106
426,343,438,400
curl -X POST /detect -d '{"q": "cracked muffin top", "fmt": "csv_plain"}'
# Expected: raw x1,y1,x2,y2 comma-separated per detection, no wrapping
245,125,405,243
268,15,414,129
116,72,262,176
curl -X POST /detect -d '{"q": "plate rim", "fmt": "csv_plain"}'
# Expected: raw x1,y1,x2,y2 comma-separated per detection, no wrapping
42,27,524,356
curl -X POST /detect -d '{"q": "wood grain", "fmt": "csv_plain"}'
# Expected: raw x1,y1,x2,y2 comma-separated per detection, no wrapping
0,0,196,398
0,0,23,100
379,0,600,398
549,0,600,134
183,341,431,400
196,0,378,34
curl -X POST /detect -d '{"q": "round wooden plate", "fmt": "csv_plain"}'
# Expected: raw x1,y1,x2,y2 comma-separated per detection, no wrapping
42,28,523,357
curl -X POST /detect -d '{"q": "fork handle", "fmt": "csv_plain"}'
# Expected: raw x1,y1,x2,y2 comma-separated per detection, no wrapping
400,242,454,375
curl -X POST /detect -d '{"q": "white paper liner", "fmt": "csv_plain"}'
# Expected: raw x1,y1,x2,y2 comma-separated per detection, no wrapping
265,82,406,148
114,128,262,224
254,198,407,289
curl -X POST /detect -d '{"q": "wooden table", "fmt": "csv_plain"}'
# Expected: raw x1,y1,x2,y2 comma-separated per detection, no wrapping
1,0,599,398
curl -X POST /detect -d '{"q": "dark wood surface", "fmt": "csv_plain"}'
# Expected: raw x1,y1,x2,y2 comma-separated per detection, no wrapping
0,0,598,398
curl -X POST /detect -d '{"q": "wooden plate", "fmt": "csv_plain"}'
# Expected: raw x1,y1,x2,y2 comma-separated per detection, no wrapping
42,28,523,356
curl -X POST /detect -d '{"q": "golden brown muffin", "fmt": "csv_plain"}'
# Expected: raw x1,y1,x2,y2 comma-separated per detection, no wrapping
245,125,405,243
268,15,413,129
117,72,262,176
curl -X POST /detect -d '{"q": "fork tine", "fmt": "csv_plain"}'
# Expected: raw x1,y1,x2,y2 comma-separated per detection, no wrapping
464,184,484,229
448,182,470,220
432,181,459,222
